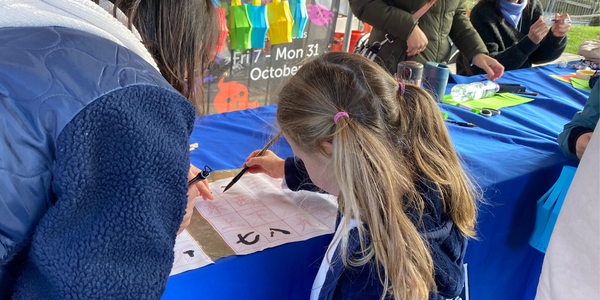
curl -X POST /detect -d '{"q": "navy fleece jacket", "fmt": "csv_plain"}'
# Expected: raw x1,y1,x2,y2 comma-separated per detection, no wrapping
0,26,195,299
284,157,467,300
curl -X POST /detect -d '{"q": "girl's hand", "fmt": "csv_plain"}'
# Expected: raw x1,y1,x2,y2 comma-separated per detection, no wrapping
472,54,505,81
190,164,213,200
178,170,200,235
243,150,285,179
528,16,549,44
551,13,571,37
406,25,428,57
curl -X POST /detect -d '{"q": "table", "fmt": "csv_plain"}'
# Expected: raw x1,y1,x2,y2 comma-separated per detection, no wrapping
162,64,591,300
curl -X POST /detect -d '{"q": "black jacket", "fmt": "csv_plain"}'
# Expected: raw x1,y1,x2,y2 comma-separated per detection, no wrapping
457,0,567,75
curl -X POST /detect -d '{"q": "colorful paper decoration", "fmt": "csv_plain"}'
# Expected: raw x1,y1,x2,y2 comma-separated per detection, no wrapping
530,166,577,253
289,0,308,38
215,7,229,53
267,0,293,45
246,0,269,48
228,0,252,50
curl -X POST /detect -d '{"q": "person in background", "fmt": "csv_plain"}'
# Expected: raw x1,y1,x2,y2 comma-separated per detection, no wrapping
350,0,505,80
0,0,217,298
244,52,478,300
557,82,599,160
457,0,570,75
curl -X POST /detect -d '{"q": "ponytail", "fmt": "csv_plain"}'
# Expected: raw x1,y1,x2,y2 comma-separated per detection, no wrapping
331,115,434,300
277,52,477,300
395,84,478,237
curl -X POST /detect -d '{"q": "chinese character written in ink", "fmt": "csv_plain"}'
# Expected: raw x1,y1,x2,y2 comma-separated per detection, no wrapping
183,250,195,257
269,228,291,237
236,231,260,245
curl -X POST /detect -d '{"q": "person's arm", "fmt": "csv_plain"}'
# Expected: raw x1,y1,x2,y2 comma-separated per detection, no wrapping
349,0,418,41
466,4,539,73
245,150,320,192
18,85,195,298
558,83,600,160
528,5,568,64
528,31,566,64
284,157,320,192
448,0,489,62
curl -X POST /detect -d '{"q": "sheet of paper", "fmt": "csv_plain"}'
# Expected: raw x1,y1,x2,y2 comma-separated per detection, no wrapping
571,77,592,91
170,229,213,276
442,92,534,110
195,173,338,255
550,74,576,83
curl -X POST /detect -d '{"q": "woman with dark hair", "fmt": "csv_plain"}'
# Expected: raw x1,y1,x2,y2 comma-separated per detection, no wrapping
457,0,571,75
0,0,219,298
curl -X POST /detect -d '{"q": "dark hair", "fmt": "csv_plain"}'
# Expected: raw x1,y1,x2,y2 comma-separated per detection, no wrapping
95,0,221,115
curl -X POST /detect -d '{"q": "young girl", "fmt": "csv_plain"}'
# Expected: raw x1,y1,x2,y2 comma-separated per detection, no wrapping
245,52,477,300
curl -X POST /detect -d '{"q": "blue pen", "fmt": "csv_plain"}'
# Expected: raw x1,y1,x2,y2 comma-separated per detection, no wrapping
455,103,481,114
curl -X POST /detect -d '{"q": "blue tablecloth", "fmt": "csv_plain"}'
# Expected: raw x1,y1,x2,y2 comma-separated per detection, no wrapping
163,64,591,300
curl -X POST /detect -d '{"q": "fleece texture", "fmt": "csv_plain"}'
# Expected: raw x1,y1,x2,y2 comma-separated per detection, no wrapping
0,26,195,299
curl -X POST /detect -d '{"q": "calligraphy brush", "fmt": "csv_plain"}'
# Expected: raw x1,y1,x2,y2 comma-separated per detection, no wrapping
444,120,477,127
222,132,283,193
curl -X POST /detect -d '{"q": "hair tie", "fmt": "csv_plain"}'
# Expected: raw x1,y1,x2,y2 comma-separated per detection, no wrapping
334,112,349,125
398,81,405,96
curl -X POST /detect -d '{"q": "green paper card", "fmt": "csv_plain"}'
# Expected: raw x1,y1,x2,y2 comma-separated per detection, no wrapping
571,78,592,92
442,93,534,110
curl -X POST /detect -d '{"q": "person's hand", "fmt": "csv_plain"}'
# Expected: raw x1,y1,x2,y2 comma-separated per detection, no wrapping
551,13,571,37
528,16,549,44
406,25,428,57
576,132,592,159
178,171,200,235
190,164,213,200
472,53,505,81
243,150,285,179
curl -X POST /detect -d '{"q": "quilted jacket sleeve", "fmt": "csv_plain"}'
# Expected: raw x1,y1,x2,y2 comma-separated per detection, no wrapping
448,0,488,62
349,0,418,41
11,85,195,299
557,83,599,160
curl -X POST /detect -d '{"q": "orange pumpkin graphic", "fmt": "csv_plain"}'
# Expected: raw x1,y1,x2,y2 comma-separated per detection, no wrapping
213,78,259,113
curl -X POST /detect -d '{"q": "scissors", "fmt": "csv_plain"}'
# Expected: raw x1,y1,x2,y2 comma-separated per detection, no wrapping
475,108,501,117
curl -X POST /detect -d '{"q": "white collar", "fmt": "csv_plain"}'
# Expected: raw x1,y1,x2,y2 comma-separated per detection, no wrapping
310,216,360,300
0,0,159,71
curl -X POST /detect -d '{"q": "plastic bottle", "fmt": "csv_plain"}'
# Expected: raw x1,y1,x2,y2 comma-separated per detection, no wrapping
450,81,500,102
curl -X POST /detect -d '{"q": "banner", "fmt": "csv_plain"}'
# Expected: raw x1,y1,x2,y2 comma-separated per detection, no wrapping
204,0,339,114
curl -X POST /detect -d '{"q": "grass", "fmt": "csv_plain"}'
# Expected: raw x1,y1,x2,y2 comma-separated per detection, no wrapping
564,26,600,54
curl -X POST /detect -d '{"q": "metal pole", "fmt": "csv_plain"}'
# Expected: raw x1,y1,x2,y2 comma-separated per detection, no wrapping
545,0,552,14
342,3,353,52
590,0,599,25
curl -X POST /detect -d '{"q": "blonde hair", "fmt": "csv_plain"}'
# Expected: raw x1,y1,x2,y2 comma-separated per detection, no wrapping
276,52,477,300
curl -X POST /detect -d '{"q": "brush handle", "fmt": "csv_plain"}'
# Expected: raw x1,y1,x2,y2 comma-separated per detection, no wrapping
256,132,283,156
223,132,282,192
